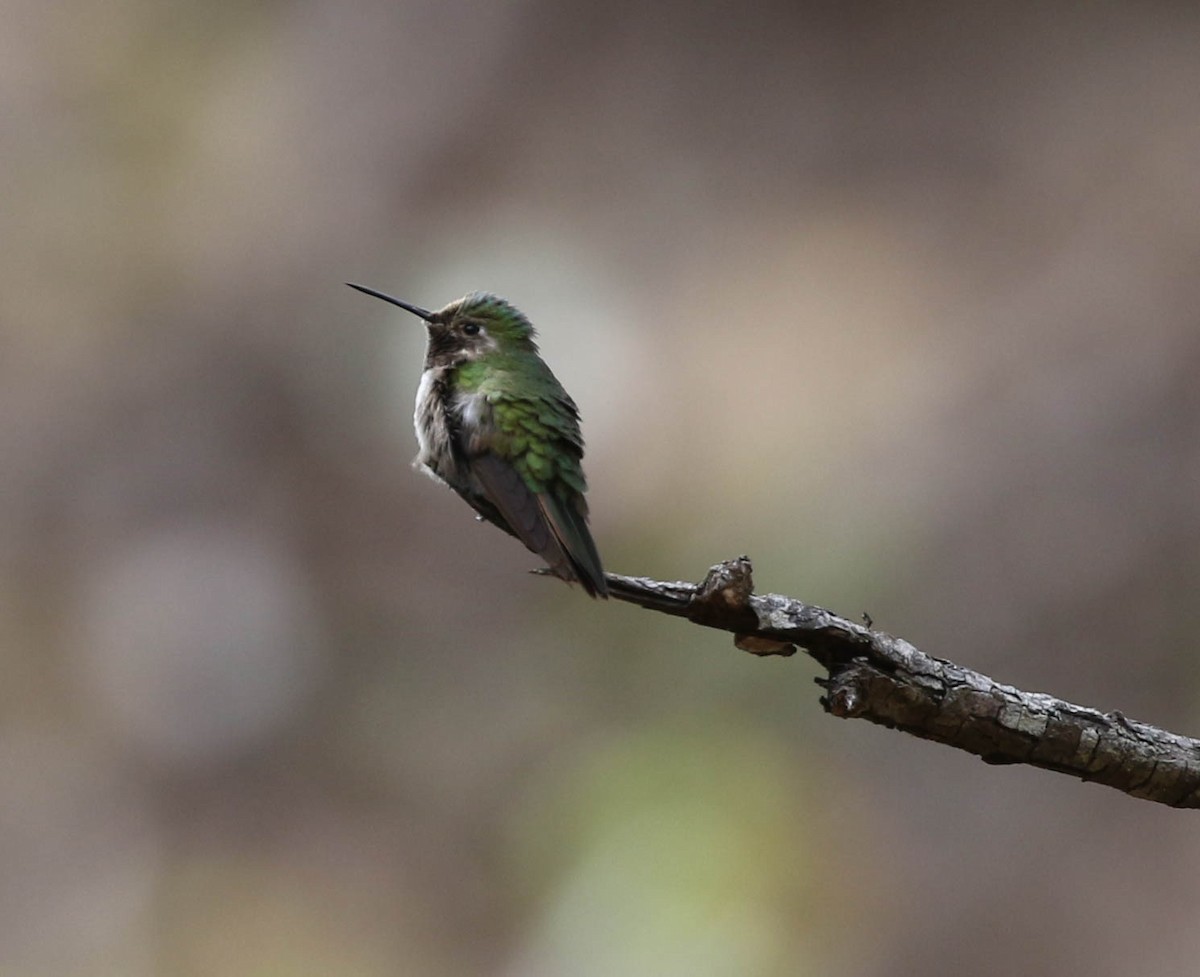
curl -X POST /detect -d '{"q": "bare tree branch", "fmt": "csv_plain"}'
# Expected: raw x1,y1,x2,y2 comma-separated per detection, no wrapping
598,556,1200,809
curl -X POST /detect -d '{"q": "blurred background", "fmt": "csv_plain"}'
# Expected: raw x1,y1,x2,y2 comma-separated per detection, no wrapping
5,1,1200,974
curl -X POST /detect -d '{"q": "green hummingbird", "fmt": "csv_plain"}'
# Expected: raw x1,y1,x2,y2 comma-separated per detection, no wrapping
348,283,608,598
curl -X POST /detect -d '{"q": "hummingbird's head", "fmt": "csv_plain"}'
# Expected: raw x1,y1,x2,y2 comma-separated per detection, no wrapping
348,285,538,367
432,292,538,356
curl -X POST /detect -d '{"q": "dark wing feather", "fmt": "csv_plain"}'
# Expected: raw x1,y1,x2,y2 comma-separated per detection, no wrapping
469,453,577,584
455,486,519,541
469,452,608,598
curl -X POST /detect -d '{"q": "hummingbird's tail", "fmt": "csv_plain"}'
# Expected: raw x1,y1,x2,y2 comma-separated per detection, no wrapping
536,494,609,599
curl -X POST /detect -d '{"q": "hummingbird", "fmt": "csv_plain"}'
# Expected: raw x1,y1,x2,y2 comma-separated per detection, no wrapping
348,283,608,598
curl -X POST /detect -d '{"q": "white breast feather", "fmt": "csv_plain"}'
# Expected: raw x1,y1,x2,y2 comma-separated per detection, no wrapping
413,369,436,459
456,389,491,430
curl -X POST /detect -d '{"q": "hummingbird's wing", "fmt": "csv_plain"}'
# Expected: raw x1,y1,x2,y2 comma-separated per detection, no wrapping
469,452,608,598
467,453,553,551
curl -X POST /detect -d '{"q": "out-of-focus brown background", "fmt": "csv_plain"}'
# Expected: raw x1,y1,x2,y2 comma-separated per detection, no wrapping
6,2,1200,974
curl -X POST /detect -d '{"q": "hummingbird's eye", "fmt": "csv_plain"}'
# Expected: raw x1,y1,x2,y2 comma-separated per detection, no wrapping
462,322,481,336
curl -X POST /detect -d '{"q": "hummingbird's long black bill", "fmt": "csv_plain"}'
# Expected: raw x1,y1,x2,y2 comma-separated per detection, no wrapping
346,283,433,321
